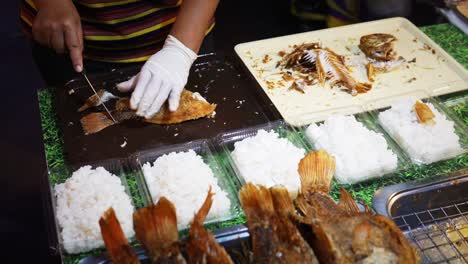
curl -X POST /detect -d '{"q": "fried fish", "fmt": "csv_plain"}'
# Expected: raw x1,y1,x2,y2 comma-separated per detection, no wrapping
80,90,216,135
78,89,118,112
293,150,420,264
185,186,234,264
359,34,398,62
414,101,436,125
239,183,319,264
99,208,140,264
133,197,186,264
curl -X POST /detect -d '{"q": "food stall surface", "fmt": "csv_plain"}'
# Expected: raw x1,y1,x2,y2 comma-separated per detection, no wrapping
3,0,467,263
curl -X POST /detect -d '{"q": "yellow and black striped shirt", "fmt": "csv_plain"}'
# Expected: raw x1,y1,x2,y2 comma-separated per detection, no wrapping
20,0,215,63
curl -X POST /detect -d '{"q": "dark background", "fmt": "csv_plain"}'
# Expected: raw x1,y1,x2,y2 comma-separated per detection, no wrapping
0,0,447,263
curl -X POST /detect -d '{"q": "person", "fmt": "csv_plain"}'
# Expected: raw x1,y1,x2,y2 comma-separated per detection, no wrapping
20,0,219,118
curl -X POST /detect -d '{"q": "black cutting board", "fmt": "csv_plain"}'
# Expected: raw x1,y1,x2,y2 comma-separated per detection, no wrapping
55,54,279,165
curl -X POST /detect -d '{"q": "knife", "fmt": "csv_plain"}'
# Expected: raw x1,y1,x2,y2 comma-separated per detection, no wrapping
81,69,117,123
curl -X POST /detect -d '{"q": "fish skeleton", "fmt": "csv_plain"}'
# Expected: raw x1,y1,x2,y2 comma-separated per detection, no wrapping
294,150,420,264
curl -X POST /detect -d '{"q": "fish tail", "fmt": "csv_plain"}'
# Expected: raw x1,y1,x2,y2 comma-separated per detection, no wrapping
337,188,361,214
192,186,214,226
239,183,275,222
133,197,178,260
298,150,336,194
80,112,115,135
270,186,295,218
99,208,140,264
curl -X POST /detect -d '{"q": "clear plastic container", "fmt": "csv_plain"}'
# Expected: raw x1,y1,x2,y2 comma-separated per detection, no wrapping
296,111,410,185
130,139,242,230
214,120,310,192
365,90,467,165
46,159,143,258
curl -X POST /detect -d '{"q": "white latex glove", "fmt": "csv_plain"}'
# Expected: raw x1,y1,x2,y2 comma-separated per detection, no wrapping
117,35,197,118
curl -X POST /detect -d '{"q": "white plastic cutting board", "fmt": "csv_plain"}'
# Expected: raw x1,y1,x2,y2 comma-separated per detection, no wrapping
235,17,468,126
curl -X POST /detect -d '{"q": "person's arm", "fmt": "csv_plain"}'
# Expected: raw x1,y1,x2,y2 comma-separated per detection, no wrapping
170,0,219,53
117,0,220,118
32,0,83,72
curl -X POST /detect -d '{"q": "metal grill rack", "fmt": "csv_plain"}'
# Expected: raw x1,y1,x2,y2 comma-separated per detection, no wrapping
393,201,468,263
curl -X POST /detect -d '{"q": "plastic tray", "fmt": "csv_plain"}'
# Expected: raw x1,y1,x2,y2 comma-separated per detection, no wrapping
46,159,145,260
130,139,243,230
214,120,310,191
296,111,410,185
366,90,468,165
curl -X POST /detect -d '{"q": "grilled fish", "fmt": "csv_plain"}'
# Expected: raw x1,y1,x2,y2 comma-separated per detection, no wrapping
295,150,420,264
414,101,435,125
359,34,397,62
185,186,234,264
80,90,216,135
239,183,319,264
133,197,186,264
99,208,140,264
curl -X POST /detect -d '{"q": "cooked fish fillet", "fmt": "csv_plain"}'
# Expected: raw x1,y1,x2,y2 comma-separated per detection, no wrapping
80,90,216,135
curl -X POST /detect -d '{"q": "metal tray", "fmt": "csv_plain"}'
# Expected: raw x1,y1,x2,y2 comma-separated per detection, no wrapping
55,54,277,165
373,168,468,263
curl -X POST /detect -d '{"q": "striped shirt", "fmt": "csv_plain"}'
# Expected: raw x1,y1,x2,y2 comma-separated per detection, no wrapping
20,0,215,63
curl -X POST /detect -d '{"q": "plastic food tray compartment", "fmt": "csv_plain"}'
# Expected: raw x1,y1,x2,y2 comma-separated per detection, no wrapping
365,90,468,165
44,158,146,261
214,120,310,190
293,108,410,185
129,139,243,230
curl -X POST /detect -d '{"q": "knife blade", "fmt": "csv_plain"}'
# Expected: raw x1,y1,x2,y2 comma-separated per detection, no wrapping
81,70,117,123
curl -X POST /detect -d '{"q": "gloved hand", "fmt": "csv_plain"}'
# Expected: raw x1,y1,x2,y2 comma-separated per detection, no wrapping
117,35,197,118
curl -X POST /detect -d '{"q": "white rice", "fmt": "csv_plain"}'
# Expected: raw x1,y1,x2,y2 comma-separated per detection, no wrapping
305,115,398,184
378,99,464,164
231,129,305,197
142,150,231,228
55,166,134,254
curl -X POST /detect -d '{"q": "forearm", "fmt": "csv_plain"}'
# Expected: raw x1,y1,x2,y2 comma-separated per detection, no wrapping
170,0,219,54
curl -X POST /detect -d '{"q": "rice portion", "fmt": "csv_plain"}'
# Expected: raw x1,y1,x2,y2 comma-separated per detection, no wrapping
305,115,398,184
142,150,231,228
378,99,464,164
55,166,134,254
231,129,305,197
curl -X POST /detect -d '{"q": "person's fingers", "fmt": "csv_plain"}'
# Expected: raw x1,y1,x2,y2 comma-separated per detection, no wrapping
130,70,151,110
145,82,171,119
117,74,138,92
64,25,83,72
50,30,65,54
168,87,183,112
136,77,162,117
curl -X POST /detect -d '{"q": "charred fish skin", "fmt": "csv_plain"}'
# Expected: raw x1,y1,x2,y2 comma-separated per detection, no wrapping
240,184,319,264
295,151,420,264
359,34,398,62
186,187,234,264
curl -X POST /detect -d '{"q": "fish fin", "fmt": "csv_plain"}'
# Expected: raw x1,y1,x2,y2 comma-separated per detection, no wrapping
366,62,375,82
298,150,336,194
133,197,178,260
239,183,275,222
191,186,214,226
270,186,295,218
99,208,139,264
337,188,361,214
354,82,372,94
80,112,115,135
